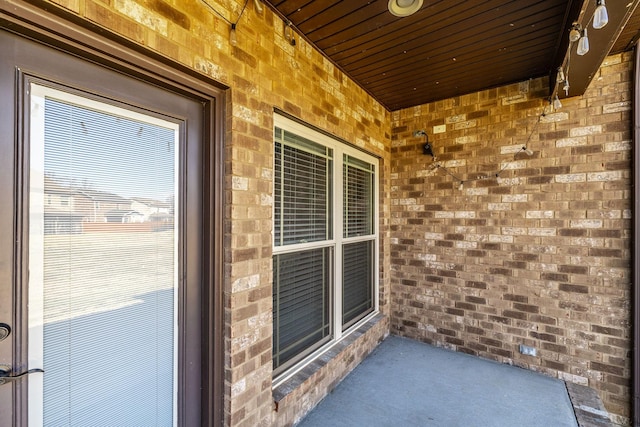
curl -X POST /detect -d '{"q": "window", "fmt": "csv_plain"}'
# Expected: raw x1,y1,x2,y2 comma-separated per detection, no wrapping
272,115,378,376
342,155,375,327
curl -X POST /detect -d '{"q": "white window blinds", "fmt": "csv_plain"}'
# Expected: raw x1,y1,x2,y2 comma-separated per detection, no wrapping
343,154,374,237
342,240,374,326
29,86,178,426
274,128,332,246
272,248,331,370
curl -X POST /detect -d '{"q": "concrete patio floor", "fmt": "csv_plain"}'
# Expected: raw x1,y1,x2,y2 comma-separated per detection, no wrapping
296,335,591,427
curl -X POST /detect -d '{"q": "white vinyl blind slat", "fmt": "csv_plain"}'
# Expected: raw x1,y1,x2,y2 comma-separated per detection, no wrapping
342,155,375,326
342,240,374,326
343,155,374,238
274,128,332,247
272,248,330,370
31,93,178,426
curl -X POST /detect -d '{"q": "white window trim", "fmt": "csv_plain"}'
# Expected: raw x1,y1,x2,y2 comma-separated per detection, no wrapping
272,114,379,385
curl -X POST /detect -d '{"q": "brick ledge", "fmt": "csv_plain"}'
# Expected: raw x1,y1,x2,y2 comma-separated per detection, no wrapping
565,382,613,427
273,313,386,403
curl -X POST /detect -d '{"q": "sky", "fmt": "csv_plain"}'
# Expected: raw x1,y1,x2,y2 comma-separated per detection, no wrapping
44,97,177,202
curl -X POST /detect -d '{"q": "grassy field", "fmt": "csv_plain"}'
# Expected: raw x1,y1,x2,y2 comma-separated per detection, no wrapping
40,230,175,324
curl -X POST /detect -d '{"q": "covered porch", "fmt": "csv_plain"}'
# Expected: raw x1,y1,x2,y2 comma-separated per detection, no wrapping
297,335,610,427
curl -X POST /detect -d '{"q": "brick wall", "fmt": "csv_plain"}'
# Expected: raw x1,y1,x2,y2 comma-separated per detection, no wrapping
272,315,389,426
390,53,633,424
42,1,391,426
23,1,636,425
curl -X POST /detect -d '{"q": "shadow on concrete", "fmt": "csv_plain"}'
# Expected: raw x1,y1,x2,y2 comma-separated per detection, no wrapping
41,288,174,426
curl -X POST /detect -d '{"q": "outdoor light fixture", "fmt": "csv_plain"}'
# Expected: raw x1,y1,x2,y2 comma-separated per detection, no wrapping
569,23,581,42
556,67,565,83
284,22,292,40
284,21,296,46
388,0,423,17
423,140,434,157
414,130,434,157
553,95,563,110
229,23,238,46
254,0,264,15
577,28,590,55
521,146,534,156
201,0,248,47
593,0,609,29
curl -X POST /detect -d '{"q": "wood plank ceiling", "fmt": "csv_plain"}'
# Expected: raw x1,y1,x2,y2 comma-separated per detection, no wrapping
264,0,640,111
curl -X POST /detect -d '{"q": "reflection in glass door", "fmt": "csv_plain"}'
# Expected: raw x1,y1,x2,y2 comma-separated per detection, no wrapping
28,84,179,426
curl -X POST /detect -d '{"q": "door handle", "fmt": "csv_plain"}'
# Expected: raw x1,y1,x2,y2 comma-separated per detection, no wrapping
0,368,44,386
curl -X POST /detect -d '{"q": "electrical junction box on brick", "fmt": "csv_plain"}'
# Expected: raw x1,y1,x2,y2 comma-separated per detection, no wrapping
519,344,536,356
433,125,446,134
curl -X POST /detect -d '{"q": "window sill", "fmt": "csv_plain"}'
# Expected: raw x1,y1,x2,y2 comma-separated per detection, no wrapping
272,312,385,403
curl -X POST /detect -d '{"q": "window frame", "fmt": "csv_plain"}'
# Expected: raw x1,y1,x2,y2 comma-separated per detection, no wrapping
272,113,379,381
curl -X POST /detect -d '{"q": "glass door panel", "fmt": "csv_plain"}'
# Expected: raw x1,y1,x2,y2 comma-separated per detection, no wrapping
28,84,179,426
